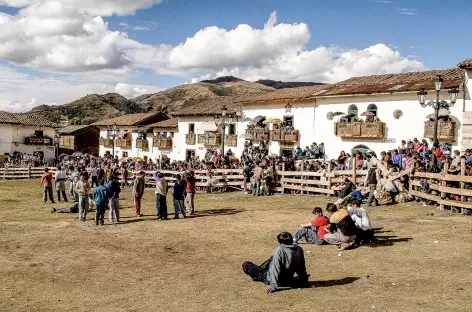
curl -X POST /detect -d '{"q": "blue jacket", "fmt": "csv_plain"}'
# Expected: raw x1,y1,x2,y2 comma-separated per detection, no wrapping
93,185,109,205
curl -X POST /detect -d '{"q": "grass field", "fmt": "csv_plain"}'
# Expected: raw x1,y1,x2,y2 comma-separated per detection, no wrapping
1,180,472,312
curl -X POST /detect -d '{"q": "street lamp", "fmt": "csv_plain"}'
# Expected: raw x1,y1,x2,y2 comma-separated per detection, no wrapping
417,74,460,147
108,123,119,161
53,134,60,161
214,105,235,156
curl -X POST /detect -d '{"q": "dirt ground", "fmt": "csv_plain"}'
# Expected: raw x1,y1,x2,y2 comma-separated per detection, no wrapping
1,180,472,312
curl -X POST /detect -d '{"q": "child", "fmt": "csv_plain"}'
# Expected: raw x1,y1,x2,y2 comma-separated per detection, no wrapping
293,207,329,245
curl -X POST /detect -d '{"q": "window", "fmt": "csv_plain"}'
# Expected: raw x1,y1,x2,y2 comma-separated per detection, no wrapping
34,130,44,137
137,132,147,140
188,123,195,133
347,105,358,118
367,104,378,116
170,132,174,138
283,116,294,127
122,151,128,157
228,124,236,135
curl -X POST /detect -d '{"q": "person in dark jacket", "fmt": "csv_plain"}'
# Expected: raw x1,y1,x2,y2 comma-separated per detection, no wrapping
242,232,309,293
364,163,381,206
93,180,109,226
324,204,358,250
106,175,121,223
172,174,186,219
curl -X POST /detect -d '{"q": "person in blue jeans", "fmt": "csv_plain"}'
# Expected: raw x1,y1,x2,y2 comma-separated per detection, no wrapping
93,179,109,226
172,174,186,219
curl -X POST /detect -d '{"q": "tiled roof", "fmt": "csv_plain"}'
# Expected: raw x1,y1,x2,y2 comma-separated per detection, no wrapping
237,85,329,103
172,97,241,116
0,111,59,127
146,117,179,129
309,68,464,98
92,112,167,126
457,58,472,69
58,125,97,135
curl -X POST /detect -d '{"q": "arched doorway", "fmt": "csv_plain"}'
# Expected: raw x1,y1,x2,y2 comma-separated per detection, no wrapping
351,144,377,158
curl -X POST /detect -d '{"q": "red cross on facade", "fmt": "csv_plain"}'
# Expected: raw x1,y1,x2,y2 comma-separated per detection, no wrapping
284,102,292,113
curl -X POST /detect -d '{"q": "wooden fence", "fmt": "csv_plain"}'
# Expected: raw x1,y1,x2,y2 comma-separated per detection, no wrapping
409,158,472,213
0,167,57,180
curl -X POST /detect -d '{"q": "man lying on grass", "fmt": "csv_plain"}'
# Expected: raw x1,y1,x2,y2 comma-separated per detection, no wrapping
242,232,309,293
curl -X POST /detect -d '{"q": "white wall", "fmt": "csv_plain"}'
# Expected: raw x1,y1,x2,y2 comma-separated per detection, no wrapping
242,100,315,156
313,91,465,158
0,124,56,160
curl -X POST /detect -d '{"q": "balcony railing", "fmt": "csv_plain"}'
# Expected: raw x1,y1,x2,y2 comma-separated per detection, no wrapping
334,122,385,139
225,134,238,147
24,136,53,146
424,121,456,141
153,137,173,149
99,138,114,148
245,129,269,141
185,133,196,145
198,132,222,146
136,139,149,149
115,138,132,149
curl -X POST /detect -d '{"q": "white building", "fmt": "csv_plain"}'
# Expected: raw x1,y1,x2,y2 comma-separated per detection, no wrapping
0,111,59,161
172,98,244,161
147,118,179,160
93,112,168,161
240,67,469,159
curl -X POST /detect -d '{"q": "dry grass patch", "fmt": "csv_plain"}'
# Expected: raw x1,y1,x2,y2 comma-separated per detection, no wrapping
1,180,472,312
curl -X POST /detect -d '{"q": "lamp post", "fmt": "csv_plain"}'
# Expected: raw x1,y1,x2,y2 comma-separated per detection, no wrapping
53,134,59,161
417,74,459,147
214,105,235,156
108,123,119,161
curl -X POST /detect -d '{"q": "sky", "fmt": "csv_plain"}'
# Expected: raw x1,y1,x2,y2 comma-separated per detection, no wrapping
0,0,471,112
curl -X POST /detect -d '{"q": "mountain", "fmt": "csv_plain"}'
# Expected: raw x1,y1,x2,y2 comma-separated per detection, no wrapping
31,93,143,126
30,76,322,126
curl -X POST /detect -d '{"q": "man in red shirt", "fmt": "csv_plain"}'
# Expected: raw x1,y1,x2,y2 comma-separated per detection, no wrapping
185,171,197,215
293,207,329,245
39,168,55,203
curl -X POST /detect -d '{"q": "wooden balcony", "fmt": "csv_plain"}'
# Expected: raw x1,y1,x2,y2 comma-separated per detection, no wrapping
136,139,149,149
254,129,270,141
115,138,132,149
245,129,255,140
270,130,282,141
334,122,385,139
198,132,222,146
24,136,53,146
185,133,196,145
225,134,238,147
281,130,300,143
99,138,114,148
153,137,172,149
424,121,456,141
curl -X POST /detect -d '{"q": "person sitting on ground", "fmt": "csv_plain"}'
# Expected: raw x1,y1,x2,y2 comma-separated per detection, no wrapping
338,177,355,198
324,204,358,250
51,203,79,214
242,232,309,293
293,207,329,245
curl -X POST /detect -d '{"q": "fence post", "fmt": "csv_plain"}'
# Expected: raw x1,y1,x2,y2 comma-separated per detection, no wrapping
301,160,305,195
327,160,332,196
440,163,449,212
281,162,286,194
352,162,357,186
28,166,32,179
460,157,466,214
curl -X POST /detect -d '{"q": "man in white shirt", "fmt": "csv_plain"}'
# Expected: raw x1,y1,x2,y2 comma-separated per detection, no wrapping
90,166,98,187
55,166,68,202
155,173,169,220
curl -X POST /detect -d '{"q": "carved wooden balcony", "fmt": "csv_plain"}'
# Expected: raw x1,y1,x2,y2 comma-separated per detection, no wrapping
334,122,385,139
225,134,238,147
153,137,172,149
198,132,222,146
25,136,53,146
136,139,149,149
99,138,114,148
115,138,132,149
281,130,299,143
185,133,196,145
270,130,282,141
424,121,456,141
254,129,270,141
245,129,255,140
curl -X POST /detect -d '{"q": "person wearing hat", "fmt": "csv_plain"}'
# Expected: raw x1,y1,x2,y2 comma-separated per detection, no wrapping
133,171,145,217
106,175,121,223
364,162,381,206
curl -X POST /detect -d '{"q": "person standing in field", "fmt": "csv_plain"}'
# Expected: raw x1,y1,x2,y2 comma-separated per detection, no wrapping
93,179,108,226
106,175,121,223
54,166,68,202
75,173,91,222
40,167,55,203
155,173,169,220
69,166,80,202
252,162,264,196
90,166,98,188
133,171,145,217
172,174,186,219
185,171,196,215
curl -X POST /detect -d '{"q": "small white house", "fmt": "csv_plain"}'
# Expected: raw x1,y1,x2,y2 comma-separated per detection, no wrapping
0,111,59,162
92,112,168,161
172,97,244,161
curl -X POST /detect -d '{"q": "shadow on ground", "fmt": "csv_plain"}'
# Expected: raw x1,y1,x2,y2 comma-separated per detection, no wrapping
189,209,243,218
368,235,413,248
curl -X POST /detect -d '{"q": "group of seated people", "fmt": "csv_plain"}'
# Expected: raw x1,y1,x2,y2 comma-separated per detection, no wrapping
242,196,375,293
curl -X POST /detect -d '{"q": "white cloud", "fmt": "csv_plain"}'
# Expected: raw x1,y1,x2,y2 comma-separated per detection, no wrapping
397,8,419,16
114,82,163,98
